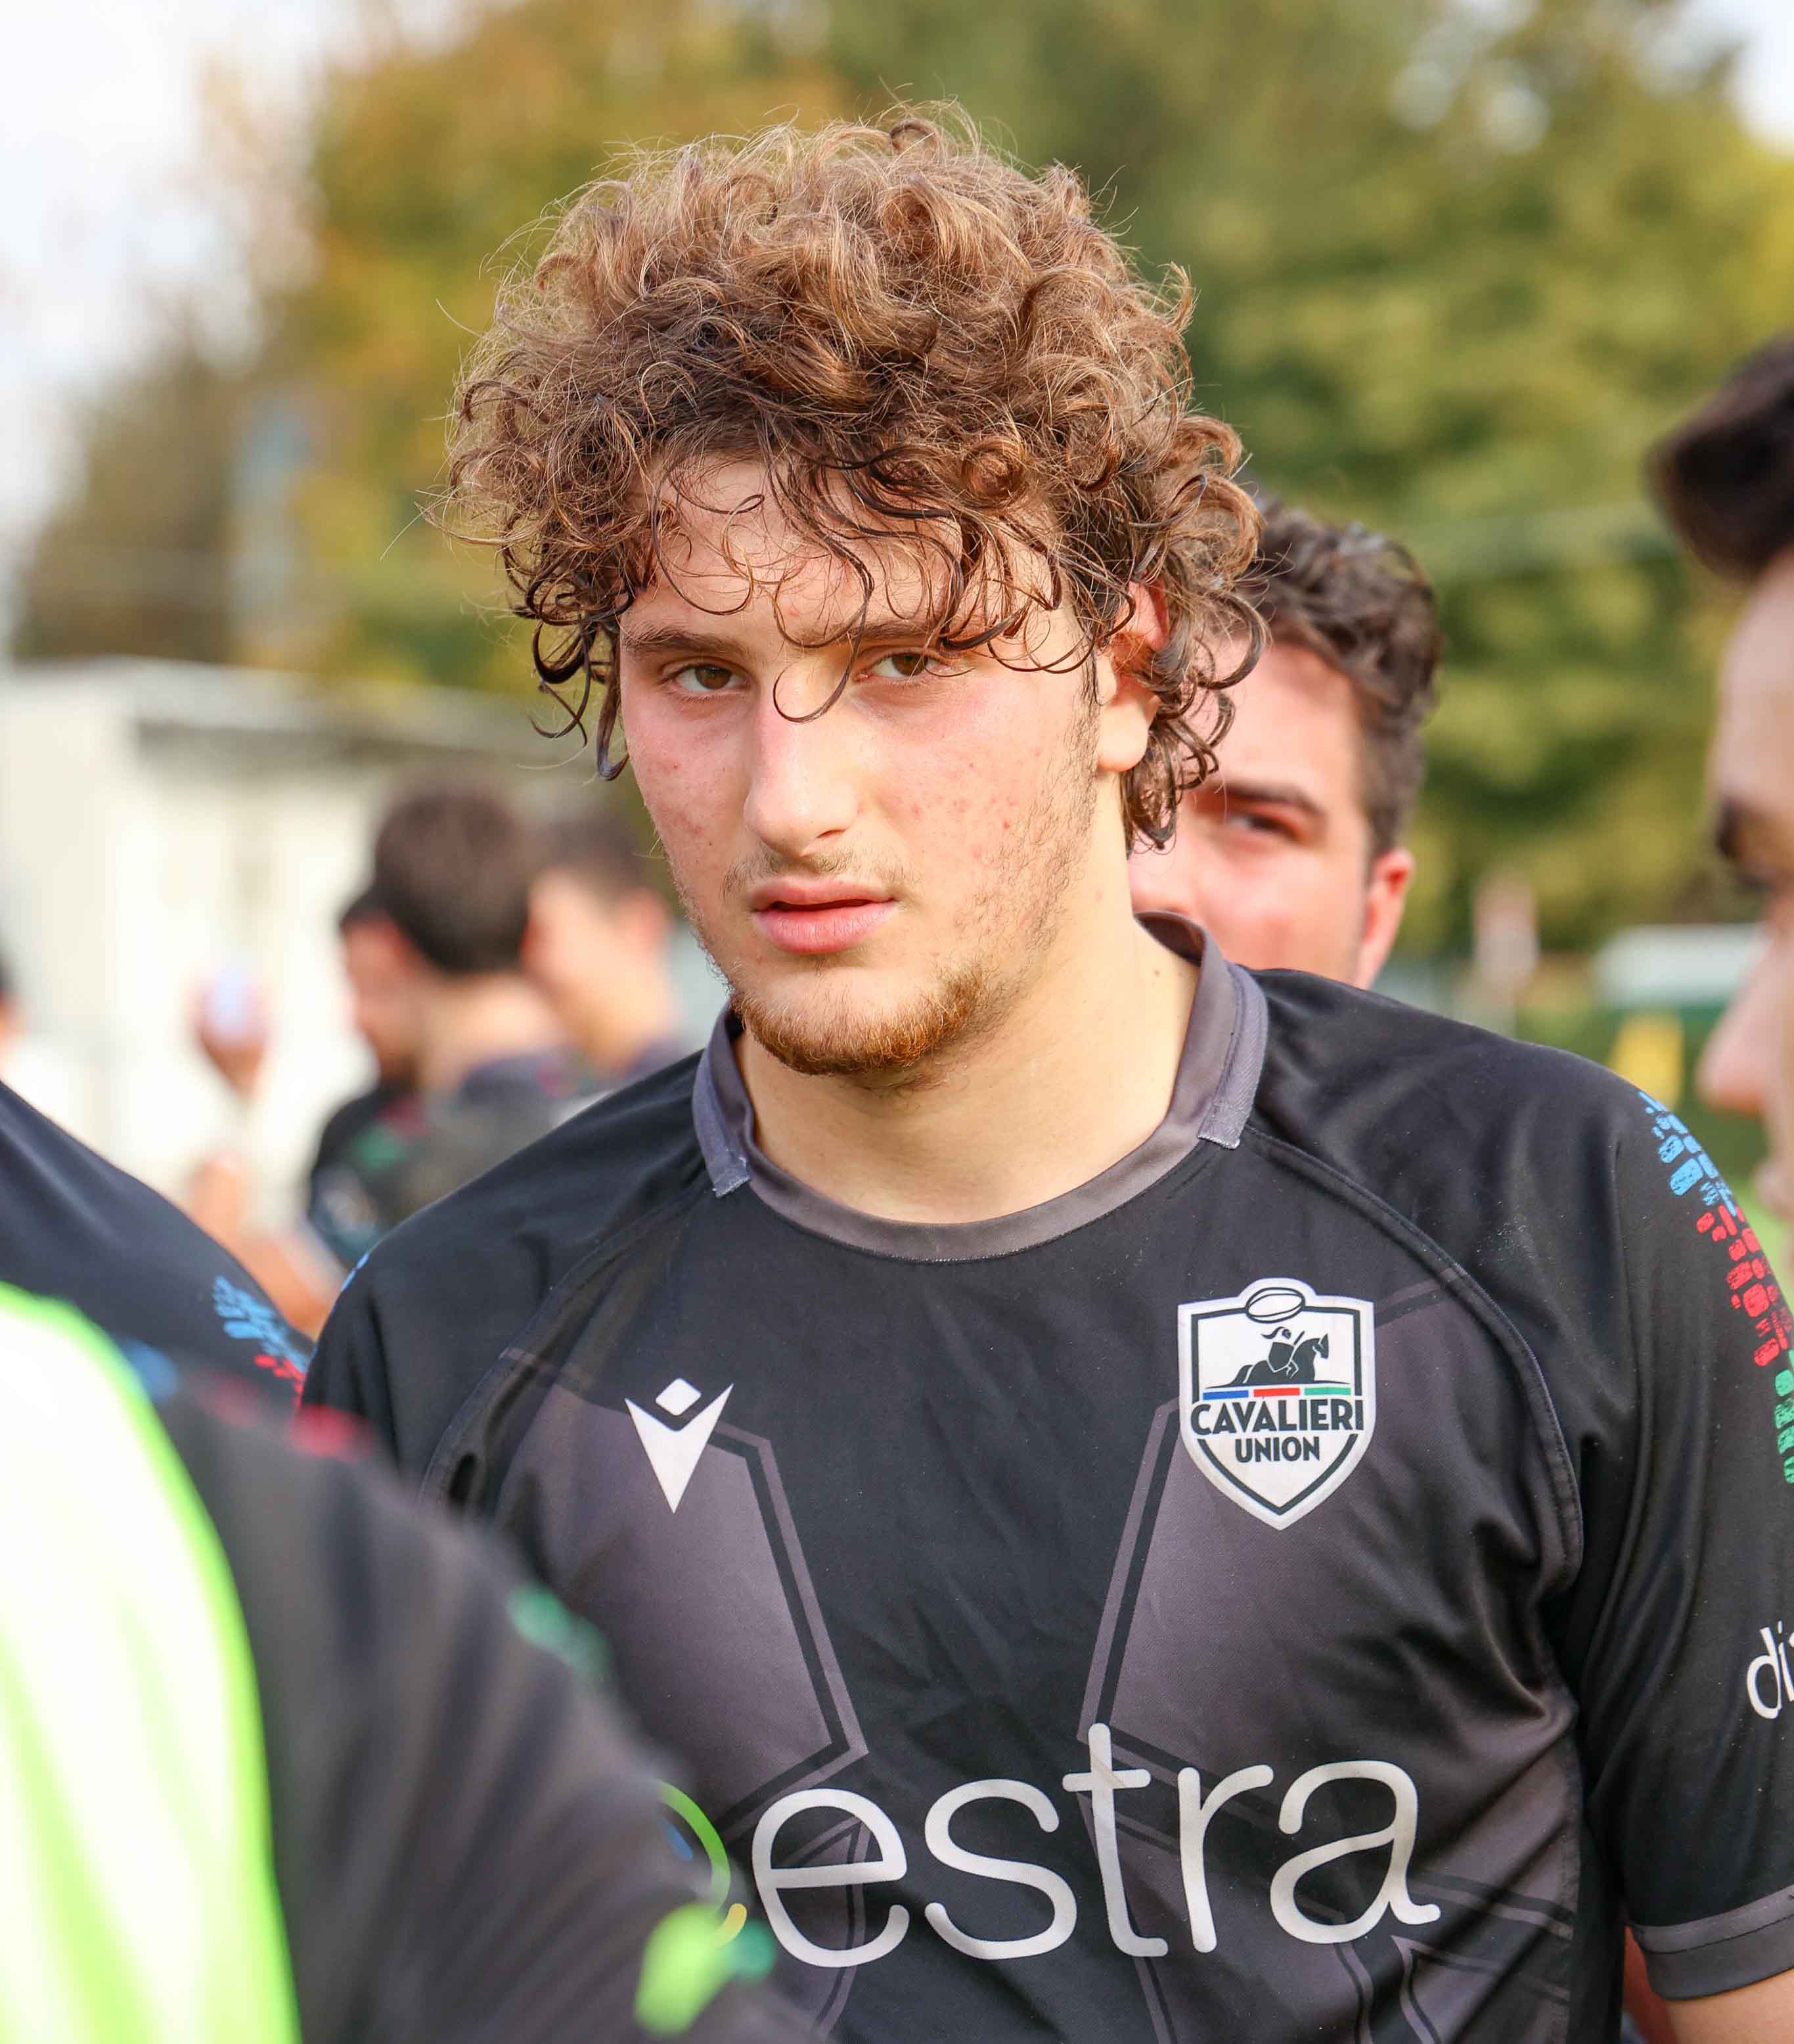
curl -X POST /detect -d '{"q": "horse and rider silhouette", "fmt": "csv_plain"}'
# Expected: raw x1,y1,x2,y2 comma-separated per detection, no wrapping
1226,1325,1330,1388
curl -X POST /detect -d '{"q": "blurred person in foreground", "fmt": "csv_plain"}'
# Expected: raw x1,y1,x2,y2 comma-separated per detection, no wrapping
1129,499,1434,984
527,808,690,1087
0,1283,804,2044
1655,338,1794,1253
0,1007,308,1403
1626,332,1794,2044
307,114,1794,2041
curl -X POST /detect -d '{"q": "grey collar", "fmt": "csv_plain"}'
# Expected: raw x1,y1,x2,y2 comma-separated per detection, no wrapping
690,915,1267,1263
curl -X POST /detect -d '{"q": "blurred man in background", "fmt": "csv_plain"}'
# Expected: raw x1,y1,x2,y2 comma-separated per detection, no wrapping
1129,498,1438,985
527,809,690,1089
305,886,424,1204
1654,337,1794,1251
193,887,427,1320
303,783,591,1271
0,1284,804,2044
196,783,595,1329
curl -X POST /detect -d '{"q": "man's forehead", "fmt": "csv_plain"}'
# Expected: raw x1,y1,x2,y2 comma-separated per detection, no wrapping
628,462,952,641
1198,641,1366,804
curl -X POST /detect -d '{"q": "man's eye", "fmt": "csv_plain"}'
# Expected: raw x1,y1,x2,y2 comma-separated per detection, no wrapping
865,650,945,683
667,663,738,696
1221,810,1298,842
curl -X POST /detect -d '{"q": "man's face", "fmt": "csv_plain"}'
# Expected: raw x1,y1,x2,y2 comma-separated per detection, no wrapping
526,872,623,1028
1697,551,1794,1227
340,917,424,1087
1128,641,1413,986
616,463,1148,1078
526,869,668,1043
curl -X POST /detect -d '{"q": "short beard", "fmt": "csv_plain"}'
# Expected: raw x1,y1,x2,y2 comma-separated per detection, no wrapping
733,955,996,1081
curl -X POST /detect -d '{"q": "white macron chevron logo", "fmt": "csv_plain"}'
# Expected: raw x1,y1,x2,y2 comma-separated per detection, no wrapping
626,1376,734,1512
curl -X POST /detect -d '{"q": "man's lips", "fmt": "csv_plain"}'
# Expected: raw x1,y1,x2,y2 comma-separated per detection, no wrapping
749,890,897,956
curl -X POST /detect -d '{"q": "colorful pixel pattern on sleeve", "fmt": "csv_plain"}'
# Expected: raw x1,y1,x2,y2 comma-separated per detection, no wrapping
1640,1093,1794,1484
211,1277,309,1401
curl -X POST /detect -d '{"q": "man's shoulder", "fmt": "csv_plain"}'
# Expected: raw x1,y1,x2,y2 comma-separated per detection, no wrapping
1245,970,1715,1464
0,1079,309,1398
319,1051,709,1457
1253,967,1642,1148
1247,968,1663,1262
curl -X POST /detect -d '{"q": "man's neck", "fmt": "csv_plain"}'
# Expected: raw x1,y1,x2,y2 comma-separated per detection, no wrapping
415,974,568,1095
737,880,1198,1226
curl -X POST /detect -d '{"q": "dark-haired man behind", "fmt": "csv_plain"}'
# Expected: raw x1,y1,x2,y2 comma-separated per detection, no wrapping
1131,499,1436,985
1653,336,1794,1250
305,784,594,1271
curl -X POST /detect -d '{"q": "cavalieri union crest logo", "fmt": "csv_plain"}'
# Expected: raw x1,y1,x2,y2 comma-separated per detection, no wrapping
1178,1278,1376,1530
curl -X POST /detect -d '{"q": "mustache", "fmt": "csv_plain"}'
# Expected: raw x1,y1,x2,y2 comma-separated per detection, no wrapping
723,847,911,899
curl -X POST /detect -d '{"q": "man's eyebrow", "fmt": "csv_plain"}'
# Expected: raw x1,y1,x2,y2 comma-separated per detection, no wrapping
1198,777,1328,821
616,622,750,662
617,610,947,663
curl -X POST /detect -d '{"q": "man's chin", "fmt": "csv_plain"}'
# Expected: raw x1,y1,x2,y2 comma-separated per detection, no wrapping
733,965,994,1080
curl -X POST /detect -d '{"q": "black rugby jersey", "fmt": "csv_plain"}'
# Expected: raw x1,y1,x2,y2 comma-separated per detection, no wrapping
0,1077,308,1401
306,921,1794,2042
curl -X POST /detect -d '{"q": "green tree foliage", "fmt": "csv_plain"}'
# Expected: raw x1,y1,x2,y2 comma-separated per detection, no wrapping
27,0,1794,950
14,346,243,666
829,0,1794,949
275,0,845,698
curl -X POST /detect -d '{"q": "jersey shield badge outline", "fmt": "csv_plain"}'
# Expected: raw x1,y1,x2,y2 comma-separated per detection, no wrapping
1178,1277,1376,1529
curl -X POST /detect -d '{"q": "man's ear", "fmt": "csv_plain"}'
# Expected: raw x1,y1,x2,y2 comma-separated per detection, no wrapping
361,911,429,982
1096,581,1169,776
1355,847,1416,989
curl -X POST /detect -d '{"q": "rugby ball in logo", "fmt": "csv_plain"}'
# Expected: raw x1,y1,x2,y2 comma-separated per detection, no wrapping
1178,1277,1376,1530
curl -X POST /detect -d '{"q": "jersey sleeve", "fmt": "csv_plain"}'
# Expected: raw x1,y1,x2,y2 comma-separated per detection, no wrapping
298,1263,392,1443
164,1393,807,2044
1550,1092,1794,2000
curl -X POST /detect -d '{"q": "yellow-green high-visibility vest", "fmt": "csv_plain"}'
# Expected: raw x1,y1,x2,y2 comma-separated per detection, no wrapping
0,1286,299,2044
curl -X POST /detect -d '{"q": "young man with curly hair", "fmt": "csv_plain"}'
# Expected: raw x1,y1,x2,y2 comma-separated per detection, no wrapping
306,116,1794,2043
1131,498,1437,987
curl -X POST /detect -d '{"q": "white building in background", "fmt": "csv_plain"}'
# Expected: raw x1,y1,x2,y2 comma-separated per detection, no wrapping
0,658,611,1208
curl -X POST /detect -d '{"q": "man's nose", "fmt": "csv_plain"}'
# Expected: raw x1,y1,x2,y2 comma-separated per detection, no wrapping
1697,936,1776,1120
741,664,862,859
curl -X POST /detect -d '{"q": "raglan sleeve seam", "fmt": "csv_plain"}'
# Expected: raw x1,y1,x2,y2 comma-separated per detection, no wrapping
1242,1123,1586,1589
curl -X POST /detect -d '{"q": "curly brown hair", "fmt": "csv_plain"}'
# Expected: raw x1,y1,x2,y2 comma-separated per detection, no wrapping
1249,499,1442,857
441,110,1260,848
